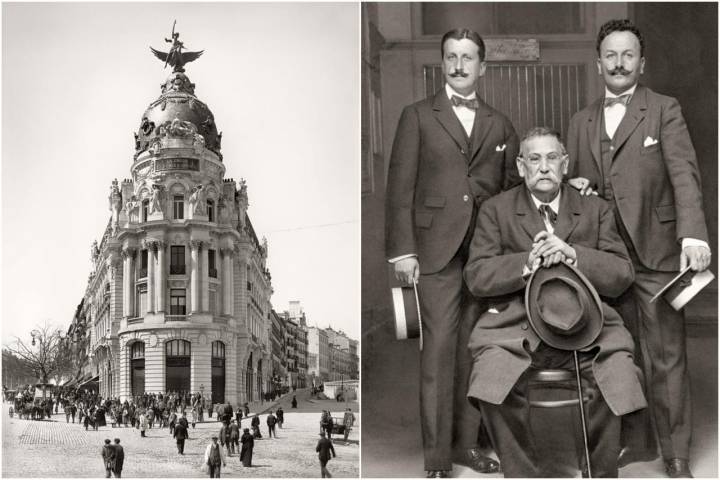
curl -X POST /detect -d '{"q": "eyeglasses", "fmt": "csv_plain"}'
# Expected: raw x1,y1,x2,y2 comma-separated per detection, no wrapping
519,153,566,164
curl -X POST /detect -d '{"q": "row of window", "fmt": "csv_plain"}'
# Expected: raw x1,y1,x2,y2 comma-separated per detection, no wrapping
130,339,226,359
138,247,217,278
140,198,215,222
134,286,220,317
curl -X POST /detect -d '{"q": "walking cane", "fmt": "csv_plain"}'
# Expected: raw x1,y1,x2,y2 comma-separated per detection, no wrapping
573,350,592,478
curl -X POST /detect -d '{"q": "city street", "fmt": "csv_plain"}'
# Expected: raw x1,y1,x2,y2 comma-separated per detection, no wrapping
2,391,359,478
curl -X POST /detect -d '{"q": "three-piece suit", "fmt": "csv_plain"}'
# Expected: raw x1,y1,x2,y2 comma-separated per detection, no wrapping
463,185,647,477
385,88,520,470
566,84,709,460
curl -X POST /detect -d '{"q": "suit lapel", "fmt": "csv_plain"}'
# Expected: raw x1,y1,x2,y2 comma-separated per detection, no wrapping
612,85,647,156
516,187,546,241
586,99,603,171
470,98,493,162
553,186,581,242
432,90,468,154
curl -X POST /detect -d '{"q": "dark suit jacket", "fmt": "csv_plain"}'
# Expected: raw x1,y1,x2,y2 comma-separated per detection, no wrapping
316,437,336,462
385,89,520,274
566,84,709,271
463,185,647,416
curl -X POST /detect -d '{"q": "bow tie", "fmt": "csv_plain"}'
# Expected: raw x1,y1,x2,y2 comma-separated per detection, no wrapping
603,94,631,108
538,204,557,226
451,95,479,110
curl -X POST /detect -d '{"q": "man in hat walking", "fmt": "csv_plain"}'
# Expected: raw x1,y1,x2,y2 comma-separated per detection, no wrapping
463,127,647,477
101,439,116,478
316,431,336,478
112,439,124,478
204,435,226,478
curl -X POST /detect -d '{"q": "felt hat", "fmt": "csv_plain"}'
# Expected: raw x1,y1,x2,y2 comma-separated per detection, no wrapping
525,262,603,351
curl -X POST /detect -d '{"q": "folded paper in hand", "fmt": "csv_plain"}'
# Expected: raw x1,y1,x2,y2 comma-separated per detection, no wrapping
650,266,715,310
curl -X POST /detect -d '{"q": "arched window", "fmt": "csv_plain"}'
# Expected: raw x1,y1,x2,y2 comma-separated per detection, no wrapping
165,340,191,393
207,199,215,222
211,341,225,404
130,342,145,396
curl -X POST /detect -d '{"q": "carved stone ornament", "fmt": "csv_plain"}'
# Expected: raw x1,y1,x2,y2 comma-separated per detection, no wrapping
198,334,207,346
159,117,197,139
149,23,204,74
148,333,159,348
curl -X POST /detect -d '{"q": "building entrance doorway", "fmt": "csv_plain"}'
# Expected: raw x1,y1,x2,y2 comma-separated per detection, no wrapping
166,340,191,393
130,342,145,396
211,341,225,404
246,353,254,402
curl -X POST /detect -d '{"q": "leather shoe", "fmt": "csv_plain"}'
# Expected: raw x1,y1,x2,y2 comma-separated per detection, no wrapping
618,446,659,468
454,448,500,474
664,458,693,478
425,470,450,478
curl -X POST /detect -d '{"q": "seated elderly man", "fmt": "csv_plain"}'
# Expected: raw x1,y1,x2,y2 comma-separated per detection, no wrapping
463,127,647,477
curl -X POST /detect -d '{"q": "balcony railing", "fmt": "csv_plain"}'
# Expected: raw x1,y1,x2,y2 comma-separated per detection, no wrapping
138,268,147,278
209,268,217,278
170,265,185,275
165,315,187,322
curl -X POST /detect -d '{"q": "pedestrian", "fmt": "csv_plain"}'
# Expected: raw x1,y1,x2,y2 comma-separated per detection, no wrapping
84,408,91,431
251,414,262,439
316,431,336,478
321,410,334,439
291,395,297,409
101,439,116,478
266,410,277,438
70,402,77,423
235,406,243,425
343,408,356,445
229,420,240,454
219,422,233,456
204,436,226,478
276,406,284,428
168,410,177,436
174,421,188,454
243,402,249,418
112,439,124,478
239,427,254,467
139,411,148,437
64,403,71,423
191,407,198,429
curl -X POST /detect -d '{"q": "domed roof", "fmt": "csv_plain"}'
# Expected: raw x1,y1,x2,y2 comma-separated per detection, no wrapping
135,72,222,160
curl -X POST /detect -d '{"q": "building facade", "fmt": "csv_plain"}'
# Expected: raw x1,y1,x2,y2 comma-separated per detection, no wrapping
306,326,330,384
72,44,273,405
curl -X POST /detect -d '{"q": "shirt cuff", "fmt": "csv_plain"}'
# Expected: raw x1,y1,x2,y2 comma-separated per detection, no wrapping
681,238,710,251
388,254,417,264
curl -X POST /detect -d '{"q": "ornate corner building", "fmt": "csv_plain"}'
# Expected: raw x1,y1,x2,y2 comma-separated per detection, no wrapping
71,34,274,405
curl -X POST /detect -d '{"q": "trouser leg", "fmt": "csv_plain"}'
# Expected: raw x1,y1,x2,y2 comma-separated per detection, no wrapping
633,267,691,460
417,255,464,471
476,375,541,478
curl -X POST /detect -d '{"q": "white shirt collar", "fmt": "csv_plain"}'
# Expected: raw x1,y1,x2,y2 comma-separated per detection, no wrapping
445,83,477,101
530,190,561,213
604,84,637,99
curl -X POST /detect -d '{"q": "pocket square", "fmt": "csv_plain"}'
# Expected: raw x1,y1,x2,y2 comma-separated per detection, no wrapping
495,144,506,152
643,136,659,147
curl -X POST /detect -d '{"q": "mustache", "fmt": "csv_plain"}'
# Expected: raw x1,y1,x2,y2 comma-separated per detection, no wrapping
449,71,469,78
608,66,632,76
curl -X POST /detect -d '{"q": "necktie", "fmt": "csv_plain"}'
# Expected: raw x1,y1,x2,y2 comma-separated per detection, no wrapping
538,204,557,226
603,94,631,108
451,95,479,110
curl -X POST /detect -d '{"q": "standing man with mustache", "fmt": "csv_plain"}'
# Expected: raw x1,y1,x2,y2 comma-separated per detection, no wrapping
386,28,520,478
567,19,711,478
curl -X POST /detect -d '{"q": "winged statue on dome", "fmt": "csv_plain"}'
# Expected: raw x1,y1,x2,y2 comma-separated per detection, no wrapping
150,21,203,73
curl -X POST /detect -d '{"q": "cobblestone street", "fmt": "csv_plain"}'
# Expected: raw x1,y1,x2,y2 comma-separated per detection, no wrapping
2,397,359,478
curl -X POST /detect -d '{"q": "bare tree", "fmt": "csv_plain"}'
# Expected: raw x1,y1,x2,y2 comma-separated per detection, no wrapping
6,323,69,398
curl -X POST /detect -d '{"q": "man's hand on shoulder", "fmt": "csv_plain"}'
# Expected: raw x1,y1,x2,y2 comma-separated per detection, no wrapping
394,257,420,284
568,176,598,196
681,245,711,272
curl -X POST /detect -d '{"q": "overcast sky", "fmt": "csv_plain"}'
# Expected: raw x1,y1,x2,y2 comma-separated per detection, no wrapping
1,3,359,345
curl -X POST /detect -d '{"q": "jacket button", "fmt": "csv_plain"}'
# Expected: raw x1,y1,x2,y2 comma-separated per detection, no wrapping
521,323,528,330
460,149,466,154
463,195,469,202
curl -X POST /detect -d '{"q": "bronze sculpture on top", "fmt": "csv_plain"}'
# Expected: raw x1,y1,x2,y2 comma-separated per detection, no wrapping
150,21,203,73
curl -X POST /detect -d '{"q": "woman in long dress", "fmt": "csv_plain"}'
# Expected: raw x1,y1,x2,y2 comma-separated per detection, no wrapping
240,428,254,467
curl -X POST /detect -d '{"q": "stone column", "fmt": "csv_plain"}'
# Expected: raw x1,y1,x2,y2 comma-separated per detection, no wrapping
222,248,234,315
201,245,209,312
146,241,156,313
156,242,166,313
123,248,136,317
190,240,201,313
